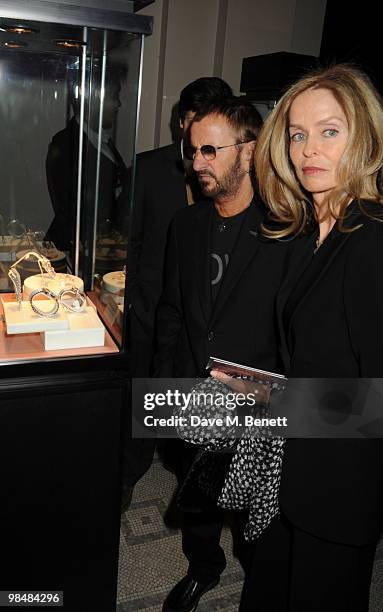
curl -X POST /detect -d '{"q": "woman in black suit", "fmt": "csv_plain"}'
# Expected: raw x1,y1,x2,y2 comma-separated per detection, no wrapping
214,64,383,611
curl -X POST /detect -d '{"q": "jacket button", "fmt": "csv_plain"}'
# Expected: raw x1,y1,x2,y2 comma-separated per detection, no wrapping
208,331,214,341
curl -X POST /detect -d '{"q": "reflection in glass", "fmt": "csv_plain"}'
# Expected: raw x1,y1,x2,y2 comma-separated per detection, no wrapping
0,17,142,347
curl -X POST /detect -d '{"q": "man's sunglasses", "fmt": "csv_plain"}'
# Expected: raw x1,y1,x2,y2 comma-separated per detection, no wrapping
183,140,253,161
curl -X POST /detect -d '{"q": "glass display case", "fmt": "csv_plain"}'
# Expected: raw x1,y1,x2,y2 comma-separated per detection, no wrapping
0,4,153,611
0,4,151,369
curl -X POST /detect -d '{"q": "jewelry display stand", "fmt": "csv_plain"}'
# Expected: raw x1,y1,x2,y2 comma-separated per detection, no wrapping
43,306,105,350
2,298,105,350
102,270,125,293
100,270,125,306
2,299,69,333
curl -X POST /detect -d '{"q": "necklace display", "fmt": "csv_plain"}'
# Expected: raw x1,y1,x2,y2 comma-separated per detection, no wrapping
8,250,56,311
8,267,22,309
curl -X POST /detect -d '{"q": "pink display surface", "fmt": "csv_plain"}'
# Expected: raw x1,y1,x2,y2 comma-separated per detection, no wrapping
0,293,119,364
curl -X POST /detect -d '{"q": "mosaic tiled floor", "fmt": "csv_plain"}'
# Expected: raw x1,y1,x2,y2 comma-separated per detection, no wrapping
118,456,383,611
117,455,244,611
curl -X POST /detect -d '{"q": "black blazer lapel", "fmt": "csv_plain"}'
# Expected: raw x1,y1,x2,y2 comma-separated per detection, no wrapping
277,205,366,371
276,233,315,371
194,203,214,325
286,229,353,340
208,203,263,328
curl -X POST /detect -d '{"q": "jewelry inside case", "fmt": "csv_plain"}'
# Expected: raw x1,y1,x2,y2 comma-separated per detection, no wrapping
3,251,105,350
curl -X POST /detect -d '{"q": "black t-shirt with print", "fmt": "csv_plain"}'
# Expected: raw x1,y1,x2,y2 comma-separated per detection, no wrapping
210,206,249,305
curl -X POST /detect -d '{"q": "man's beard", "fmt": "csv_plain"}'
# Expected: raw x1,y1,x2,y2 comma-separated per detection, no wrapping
196,152,245,199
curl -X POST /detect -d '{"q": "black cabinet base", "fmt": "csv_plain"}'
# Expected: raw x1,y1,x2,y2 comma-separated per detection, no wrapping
0,372,127,611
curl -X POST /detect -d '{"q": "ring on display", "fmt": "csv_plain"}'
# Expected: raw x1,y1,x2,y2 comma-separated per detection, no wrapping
29,288,60,317
58,287,87,313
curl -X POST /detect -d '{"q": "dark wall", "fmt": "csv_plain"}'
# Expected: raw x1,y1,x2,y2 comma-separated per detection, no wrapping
320,0,383,94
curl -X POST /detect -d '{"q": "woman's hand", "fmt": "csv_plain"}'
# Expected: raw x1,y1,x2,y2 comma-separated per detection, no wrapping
210,370,271,405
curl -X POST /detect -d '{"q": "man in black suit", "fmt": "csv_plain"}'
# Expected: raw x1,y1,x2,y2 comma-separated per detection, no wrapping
46,70,129,254
155,98,288,612
122,78,233,506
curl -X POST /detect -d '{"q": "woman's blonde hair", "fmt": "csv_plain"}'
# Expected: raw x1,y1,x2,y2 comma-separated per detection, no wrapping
255,64,383,237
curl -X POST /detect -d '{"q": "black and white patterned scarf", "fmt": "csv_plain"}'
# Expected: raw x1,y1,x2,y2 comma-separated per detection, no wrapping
176,377,285,541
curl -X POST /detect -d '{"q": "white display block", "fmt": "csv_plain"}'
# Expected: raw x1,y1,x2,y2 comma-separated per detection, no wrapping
2,299,69,334
43,307,105,350
23,273,84,298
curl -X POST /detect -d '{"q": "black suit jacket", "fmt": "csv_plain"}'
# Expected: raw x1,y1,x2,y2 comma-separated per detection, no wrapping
276,200,383,546
128,142,200,339
154,199,289,378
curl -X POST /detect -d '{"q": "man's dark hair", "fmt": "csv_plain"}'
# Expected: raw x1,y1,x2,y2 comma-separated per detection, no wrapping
193,96,263,142
178,77,233,120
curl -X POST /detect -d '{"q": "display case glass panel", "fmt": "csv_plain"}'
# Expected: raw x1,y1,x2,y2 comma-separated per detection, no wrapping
0,16,142,363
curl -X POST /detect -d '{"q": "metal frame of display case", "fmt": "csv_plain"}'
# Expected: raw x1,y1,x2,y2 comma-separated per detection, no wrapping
0,0,153,33
0,3,153,610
